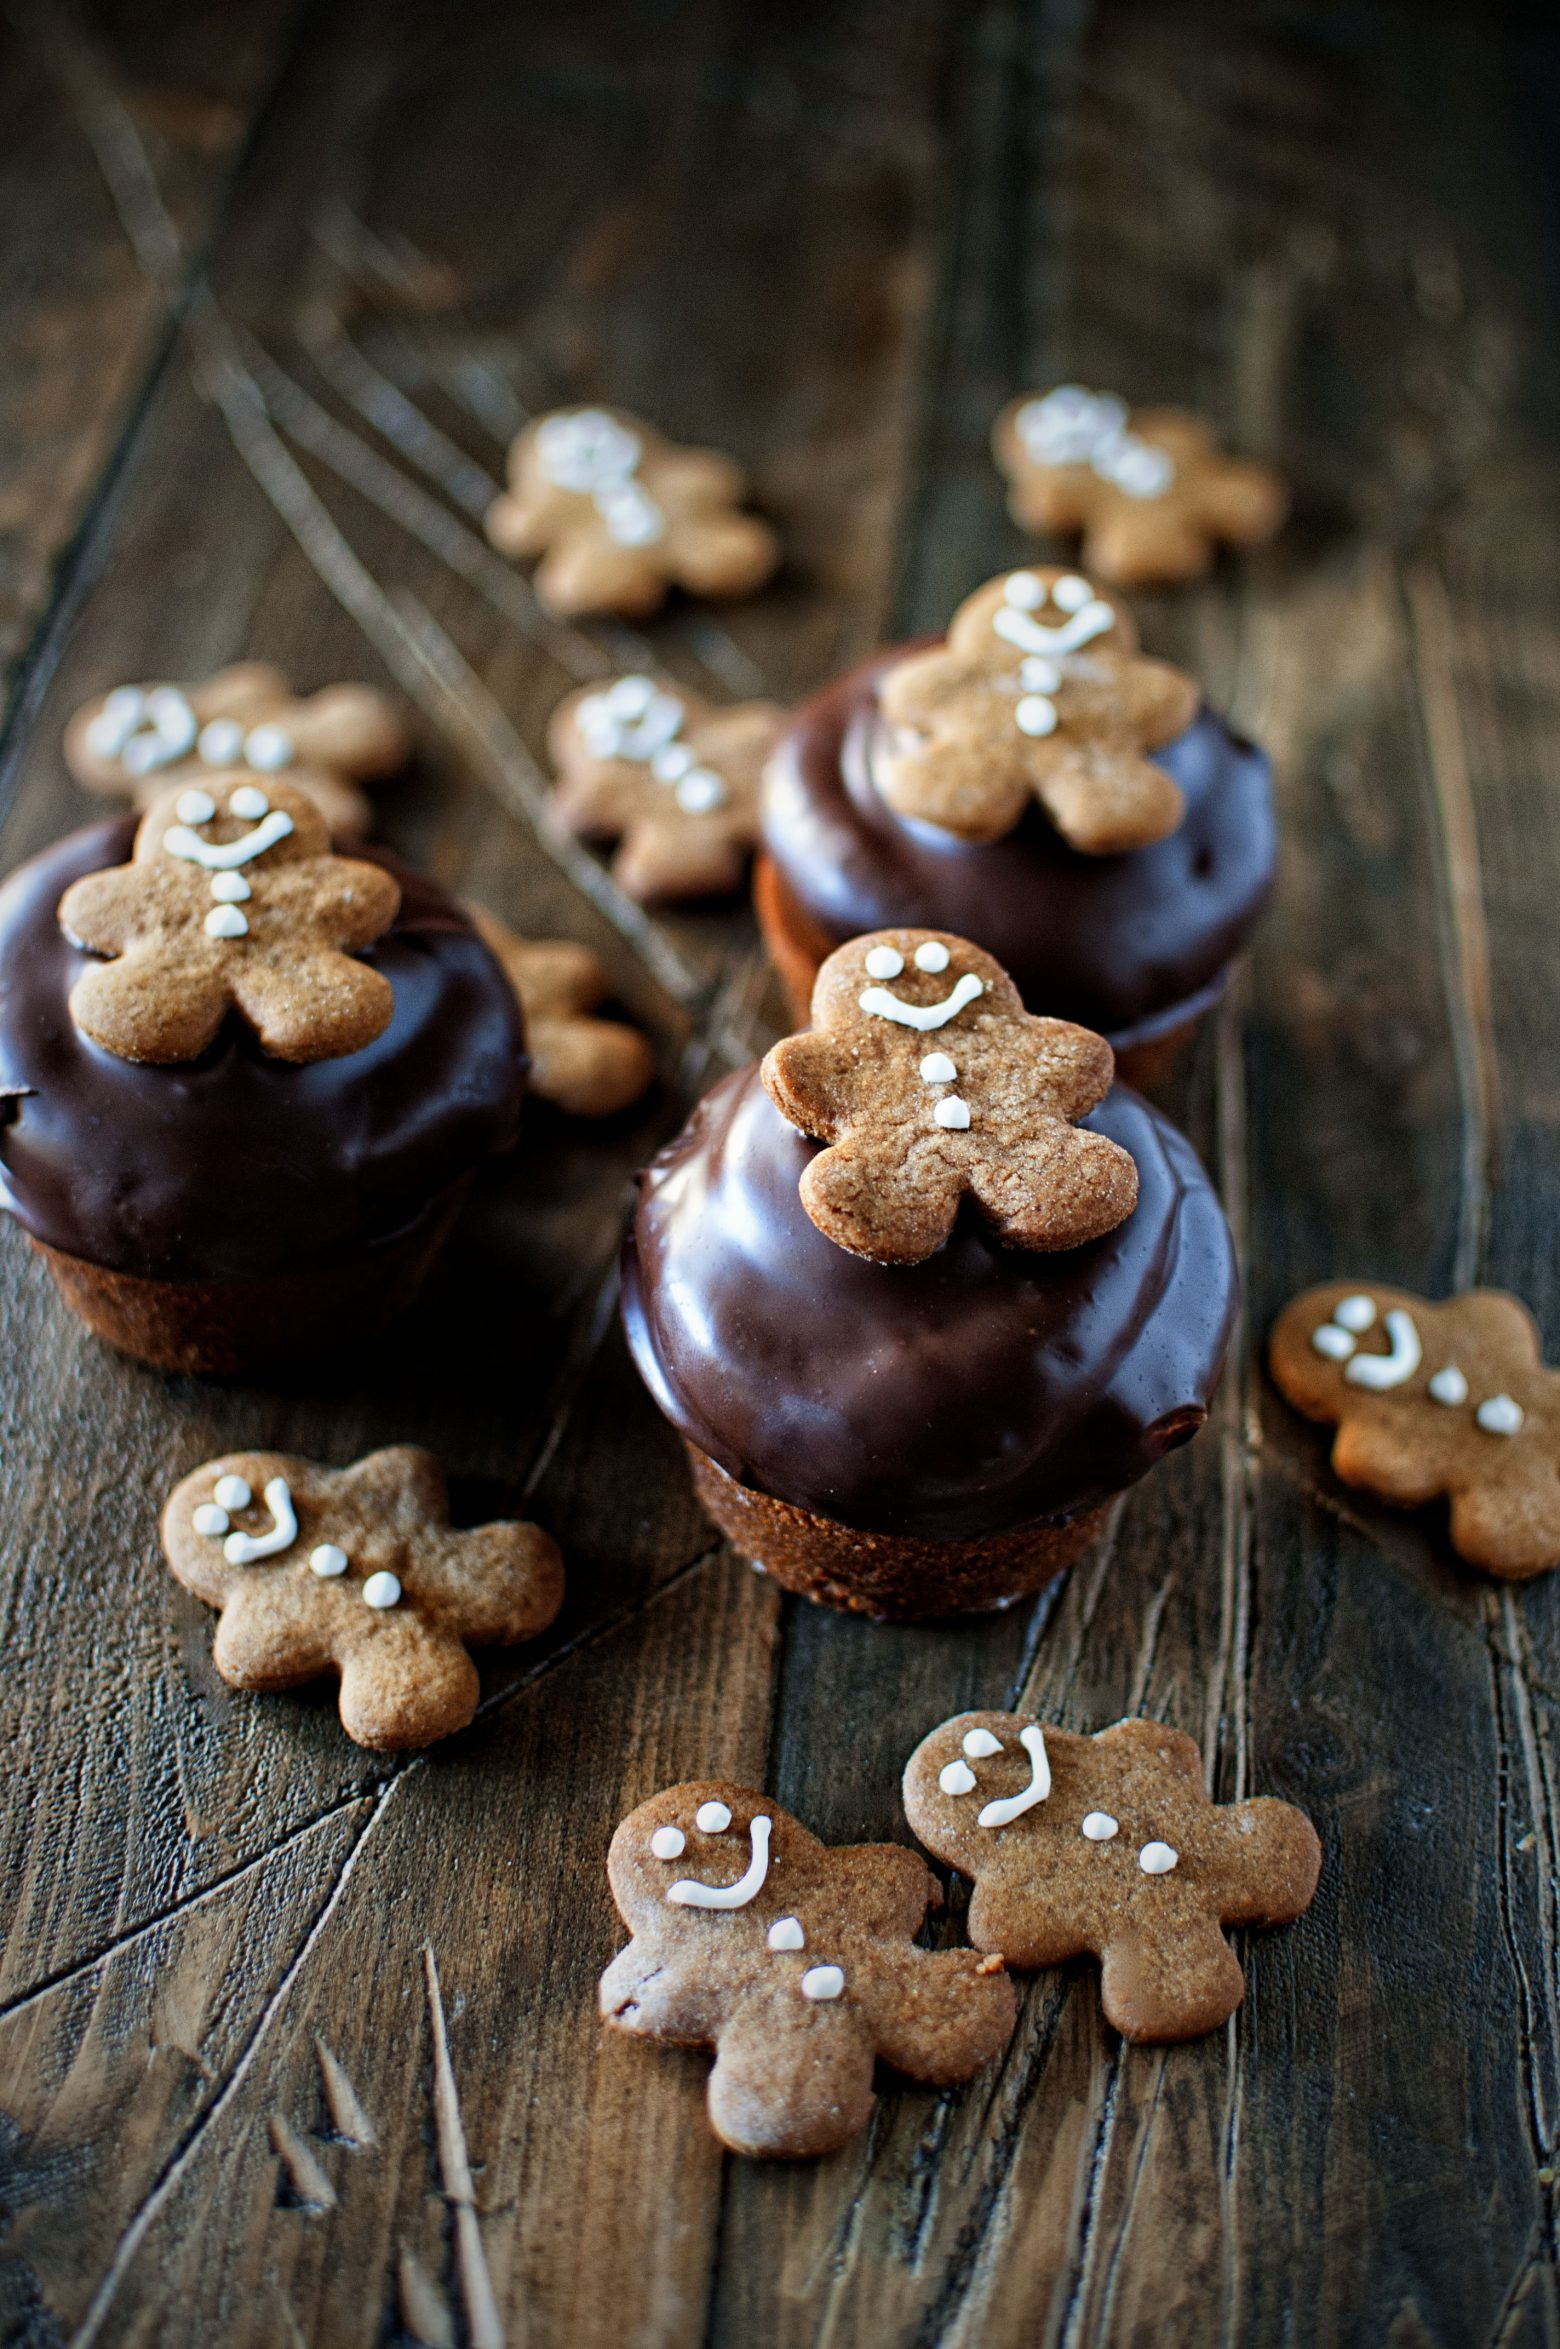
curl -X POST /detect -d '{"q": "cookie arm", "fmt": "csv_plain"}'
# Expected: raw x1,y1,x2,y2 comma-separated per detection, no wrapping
973,1124,1139,1253
1204,1799,1323,1927
599,1941,724,2046
226,948,395,1064
419,1523,566,1647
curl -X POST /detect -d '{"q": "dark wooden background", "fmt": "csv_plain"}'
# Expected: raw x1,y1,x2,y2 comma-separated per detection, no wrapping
1,2,1557,2342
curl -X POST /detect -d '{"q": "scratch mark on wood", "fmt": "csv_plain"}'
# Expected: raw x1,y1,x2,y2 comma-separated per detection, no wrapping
398,2242,458,2349
269,2113,337,2212
315,2036,377,2148
424,1944,505,2349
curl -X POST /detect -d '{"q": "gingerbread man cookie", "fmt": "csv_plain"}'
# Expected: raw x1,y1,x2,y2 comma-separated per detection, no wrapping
904,1712,1321,2043
993,387,1288,587
467,905,654,1117
599,1781,1015,2158
65,664,408,839
760,930,1138,1265
876,569,1196,850
163,1446,565,1751
485,407,779,618
1270,1282,1560,1578
57,775,400,1065
547,673,783,901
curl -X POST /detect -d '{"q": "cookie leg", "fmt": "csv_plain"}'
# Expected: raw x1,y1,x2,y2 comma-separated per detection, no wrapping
707,1999,876,2158
1098,1919,1245,2043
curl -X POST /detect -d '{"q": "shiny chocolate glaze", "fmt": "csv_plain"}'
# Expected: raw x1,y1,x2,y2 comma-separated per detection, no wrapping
761,648,1276,1042
0,819,525,1282
621,1065,1238,1542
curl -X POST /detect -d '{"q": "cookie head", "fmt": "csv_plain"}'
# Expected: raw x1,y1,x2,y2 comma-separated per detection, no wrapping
760,929,1138,1264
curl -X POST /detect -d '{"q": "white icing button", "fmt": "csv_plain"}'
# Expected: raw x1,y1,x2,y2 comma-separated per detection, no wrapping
1477,1394,1525,1436
863,945,905,981
175,788,217,824
914,941,950,973
1015,695,1059,738
799,1965,845,2002
205,905,249,940
652,743,694,782
1335,1294,1378,1333
1081,1812,1119,1841
767,1916,805,1952
675,769,727,814
192,1503,230,1538
1429,1366,1469,1407
649,1826,686,1861
939,1759,977,1796
213,1476,253,1512
934,1097,972,1130
228,784,270,820
920,1052,957,1085
197,720,244,768
361,1571,401,1610
244,725,294,773
1312,1325,1355,1361
1053,574,1092,612
1138,1841,1179,1875
209,871,251,903
963,1728,1003,1758
1004,572,1045,610
695,1801,732,1834
310,1544,348,1578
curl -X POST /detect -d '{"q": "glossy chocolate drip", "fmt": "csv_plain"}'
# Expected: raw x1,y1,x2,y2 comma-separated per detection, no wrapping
0,819,525,1282
622,1065,1238,1542
760,648,1276,1041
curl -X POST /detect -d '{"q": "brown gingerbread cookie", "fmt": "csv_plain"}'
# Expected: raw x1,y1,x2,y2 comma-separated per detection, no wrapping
599,1781,1016,2158
1270,1281,1560,1578
993,387,1288,587
876,569,1195,849
547,673,783,901
57,775,400,1066
163,1446,565,1751
904,1712,1321,2043
760,929,1138,1264
65,664,408,839
485,407,779,618
467,904,654,1117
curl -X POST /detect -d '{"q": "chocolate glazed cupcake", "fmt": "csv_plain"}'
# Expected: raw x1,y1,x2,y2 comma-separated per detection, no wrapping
0,780,525,1375
757,567,1275,1088
623,929,1238,1620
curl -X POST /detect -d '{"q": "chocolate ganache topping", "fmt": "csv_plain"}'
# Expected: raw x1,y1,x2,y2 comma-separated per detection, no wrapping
621,1065,1238,1542
760,649,1276,1043
0,819,525,1283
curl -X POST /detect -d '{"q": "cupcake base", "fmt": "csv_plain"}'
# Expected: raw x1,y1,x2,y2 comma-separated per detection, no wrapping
30,1183,470,1377
686,1442,1109,1622
754,854,1214,1092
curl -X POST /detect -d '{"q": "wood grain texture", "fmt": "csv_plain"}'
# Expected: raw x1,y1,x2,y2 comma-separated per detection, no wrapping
1,1,1558,2343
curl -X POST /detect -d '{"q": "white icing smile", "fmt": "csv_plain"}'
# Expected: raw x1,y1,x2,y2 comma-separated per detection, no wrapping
163,806,294,871
977,1725,1052,1828
858,972,984,1031
536,410,667,548
1311,1296,1422,1390
575,675,729,812
1014,387,1176,501
666,1814,772,1910
196,1474,298,1565
86,685,296,779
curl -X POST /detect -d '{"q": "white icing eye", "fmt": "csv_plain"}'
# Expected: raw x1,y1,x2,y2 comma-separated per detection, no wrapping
1052,574,1092,613
192,1503,230,1538
652,743,693,781
209,872,251,903
799,1964,845,2001
1004,572,1045,610
767,1916,805,1951
914,942,950,973
1081,1811,1119,1841
920,1052,956,1084
863,945,904,980
228,784,270,820
176,788,217,825
1138,1841,1178,1875
675,770,727,814
1334,1295,1377,1333
963,1728,1003,1759
695,1801,732,1834
197,720,244,768
939,1759,977,1795
934,1097,971,1130
1015,696,1059,738
361,1571,401,1609
310,1544,348,1578
1429,1366,1468,1406
205,905,249,940
244,725,294,773
1477,1394,1524,1436
1312,1325,1355,1361
650,1826,686,1860
214,1475,253,1512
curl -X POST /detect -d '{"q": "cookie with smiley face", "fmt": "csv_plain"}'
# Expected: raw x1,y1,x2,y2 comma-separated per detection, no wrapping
57,775,400,1065
760,929,1138,1264
904,1713,1321,2043
1270,1281,1560,1577
876,570,1196,850
599,1781,1016,2157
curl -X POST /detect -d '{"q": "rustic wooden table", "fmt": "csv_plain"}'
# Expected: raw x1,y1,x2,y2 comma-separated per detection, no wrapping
2,3,1557,2342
